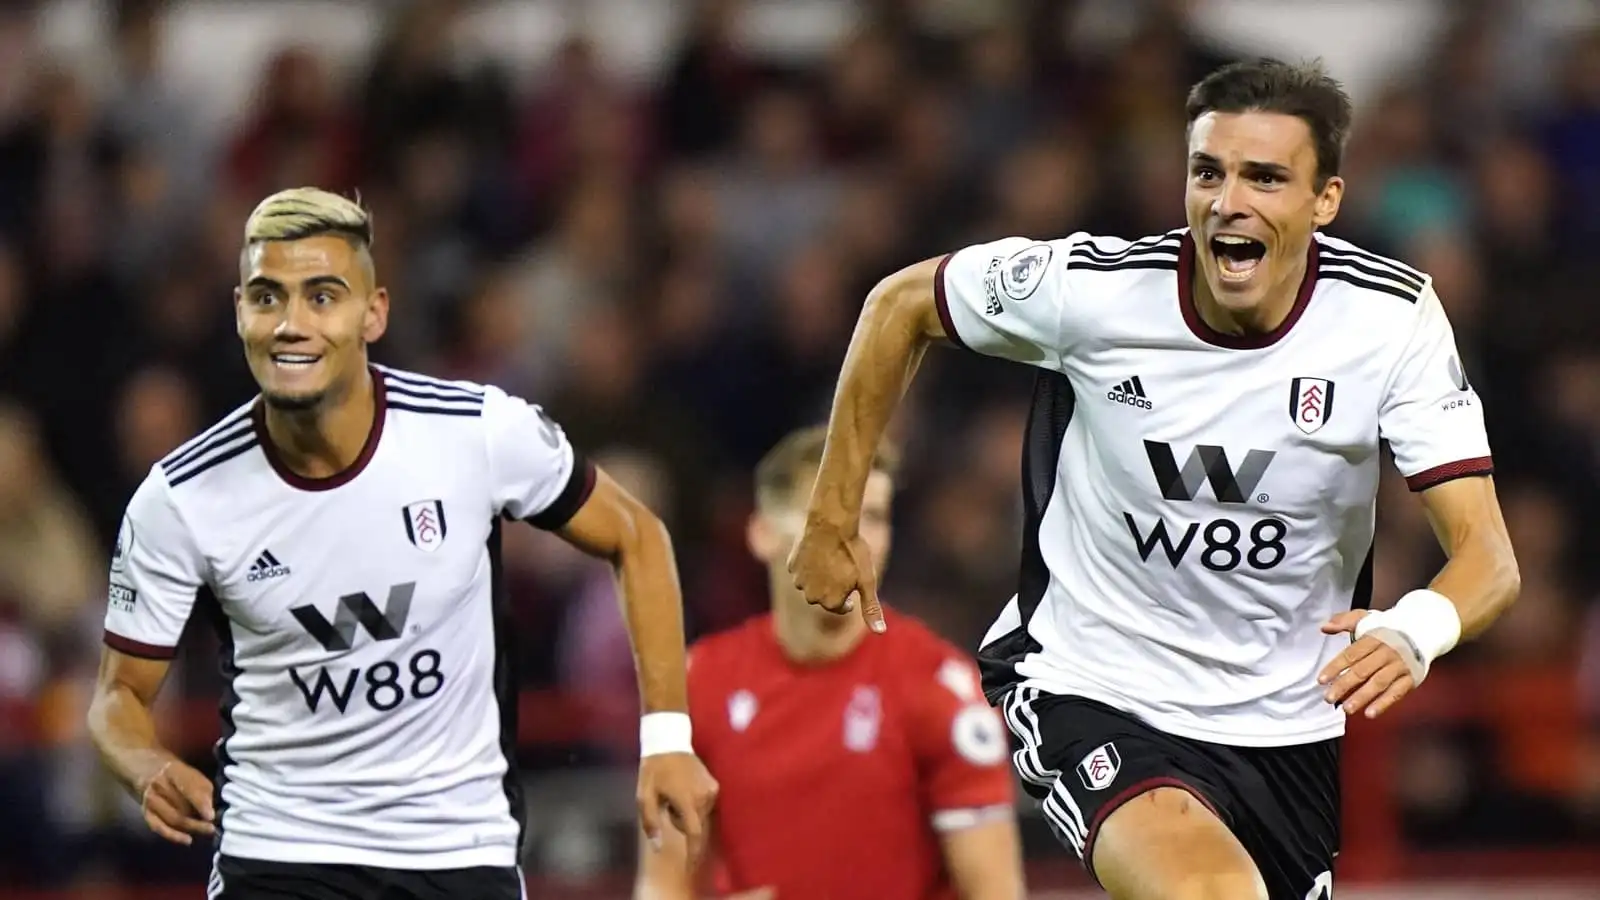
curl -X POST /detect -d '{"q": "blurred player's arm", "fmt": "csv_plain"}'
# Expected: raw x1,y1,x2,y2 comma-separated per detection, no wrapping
89,472,216,844
920,658,1027,900
634,818,698,900
939,815,1027,900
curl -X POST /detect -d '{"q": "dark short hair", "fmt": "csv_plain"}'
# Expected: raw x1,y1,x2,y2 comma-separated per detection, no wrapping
754,425,900,510
1185,58,1353,188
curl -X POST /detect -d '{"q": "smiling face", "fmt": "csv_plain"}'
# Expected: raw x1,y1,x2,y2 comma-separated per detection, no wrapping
235,235,389,411
1185,110,1343,317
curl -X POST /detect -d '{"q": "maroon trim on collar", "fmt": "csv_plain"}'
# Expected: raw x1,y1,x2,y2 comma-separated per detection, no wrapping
255,368,387,492
1179,233,1319,349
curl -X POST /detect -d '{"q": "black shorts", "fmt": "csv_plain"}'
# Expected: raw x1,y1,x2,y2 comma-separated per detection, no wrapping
212,855,523,900
1001,688,1339,900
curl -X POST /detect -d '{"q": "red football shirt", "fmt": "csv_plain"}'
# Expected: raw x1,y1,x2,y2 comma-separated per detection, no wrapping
688,610,1015,900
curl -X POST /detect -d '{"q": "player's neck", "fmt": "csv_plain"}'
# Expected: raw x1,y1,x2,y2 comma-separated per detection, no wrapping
261,369,377,479
771,599,868,665
1192,255,1308,336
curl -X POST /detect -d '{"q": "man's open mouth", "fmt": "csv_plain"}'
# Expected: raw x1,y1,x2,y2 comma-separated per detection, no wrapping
1210,235,1267,282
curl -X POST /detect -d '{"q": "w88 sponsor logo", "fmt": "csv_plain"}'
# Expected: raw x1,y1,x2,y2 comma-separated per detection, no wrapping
1124,440,1288,571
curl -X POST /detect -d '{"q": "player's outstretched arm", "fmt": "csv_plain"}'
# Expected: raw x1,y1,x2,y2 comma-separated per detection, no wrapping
87,649,216,845
940,817,1028,900
556,468,719,860
790,256,947,630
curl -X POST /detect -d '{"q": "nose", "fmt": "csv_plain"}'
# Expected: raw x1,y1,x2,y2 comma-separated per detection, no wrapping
1211,176,1249,222
274,296,314,341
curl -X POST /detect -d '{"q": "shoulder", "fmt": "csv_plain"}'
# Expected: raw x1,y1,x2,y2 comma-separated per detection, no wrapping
376,365,491,420
883,612,986,699
1314,232,1431,307
155,399,260,492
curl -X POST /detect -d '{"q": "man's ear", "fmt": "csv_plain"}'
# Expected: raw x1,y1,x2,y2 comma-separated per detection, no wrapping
1313,175,1344,228
747,512,780,565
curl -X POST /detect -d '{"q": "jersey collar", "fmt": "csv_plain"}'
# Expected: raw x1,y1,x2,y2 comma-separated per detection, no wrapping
255,367,388,492
1177,231,1320,349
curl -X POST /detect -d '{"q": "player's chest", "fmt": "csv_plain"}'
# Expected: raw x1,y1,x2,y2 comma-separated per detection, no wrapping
197,461,492,636
1072,334,1391,502
710,678,917,797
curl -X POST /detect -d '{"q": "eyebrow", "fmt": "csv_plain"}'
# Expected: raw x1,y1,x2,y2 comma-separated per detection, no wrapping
245,275,352,291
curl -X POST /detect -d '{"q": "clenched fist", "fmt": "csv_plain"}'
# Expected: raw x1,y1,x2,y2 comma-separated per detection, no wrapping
787,517,885,633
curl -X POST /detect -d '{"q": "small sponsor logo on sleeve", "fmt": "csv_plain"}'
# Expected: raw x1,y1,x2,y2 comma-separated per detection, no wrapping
109,583,138,613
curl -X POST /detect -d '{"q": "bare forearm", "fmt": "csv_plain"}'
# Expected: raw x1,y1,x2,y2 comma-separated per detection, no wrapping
634,825,697,900
88,683,176,795
615,515,689,714
943,818,1027,900
809,264,940,528
1428,532,1520,638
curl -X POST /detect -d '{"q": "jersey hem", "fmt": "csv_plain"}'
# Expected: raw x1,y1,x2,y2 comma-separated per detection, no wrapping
104,631,178,660
1405,456,1493,492
219,835,518,869
932,253,971,352
1020,680,1347,747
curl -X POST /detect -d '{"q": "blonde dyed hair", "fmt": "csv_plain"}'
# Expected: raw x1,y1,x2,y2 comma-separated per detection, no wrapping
754,425,900,512
244,187,373,248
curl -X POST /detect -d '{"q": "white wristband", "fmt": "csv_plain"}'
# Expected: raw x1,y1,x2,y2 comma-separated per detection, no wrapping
1353,589,1462,684
639,712,693,758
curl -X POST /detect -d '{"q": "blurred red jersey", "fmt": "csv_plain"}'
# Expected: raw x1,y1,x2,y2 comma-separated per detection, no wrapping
688,609,1014,900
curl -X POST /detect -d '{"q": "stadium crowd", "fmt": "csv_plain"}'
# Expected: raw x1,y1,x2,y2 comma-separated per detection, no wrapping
0,0,1596,891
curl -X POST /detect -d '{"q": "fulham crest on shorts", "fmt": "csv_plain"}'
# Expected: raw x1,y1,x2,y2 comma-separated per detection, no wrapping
1077,742,1122,791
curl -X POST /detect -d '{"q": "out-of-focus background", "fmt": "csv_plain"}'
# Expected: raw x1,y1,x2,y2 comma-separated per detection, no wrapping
0,0,1597,897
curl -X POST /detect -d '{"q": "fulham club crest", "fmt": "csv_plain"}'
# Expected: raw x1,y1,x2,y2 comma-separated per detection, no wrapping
403,500,448,552
1077,742,1121,791
1289,377,1335,435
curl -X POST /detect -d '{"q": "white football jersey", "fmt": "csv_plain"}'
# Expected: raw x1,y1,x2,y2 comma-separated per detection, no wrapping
943,230,1493,746
103,365,594,868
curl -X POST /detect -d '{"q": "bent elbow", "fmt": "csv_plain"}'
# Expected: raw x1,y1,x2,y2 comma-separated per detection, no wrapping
1496,550,1522,613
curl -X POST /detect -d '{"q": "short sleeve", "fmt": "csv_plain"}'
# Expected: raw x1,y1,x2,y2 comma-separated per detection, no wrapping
1378,285,1494,491
483,386,596,528
103,470,206,659
909,655,1015,831
934,235,1077,369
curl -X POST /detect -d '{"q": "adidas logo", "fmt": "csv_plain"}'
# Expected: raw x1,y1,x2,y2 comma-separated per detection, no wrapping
247,549,291,583
1106,376,1153,410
